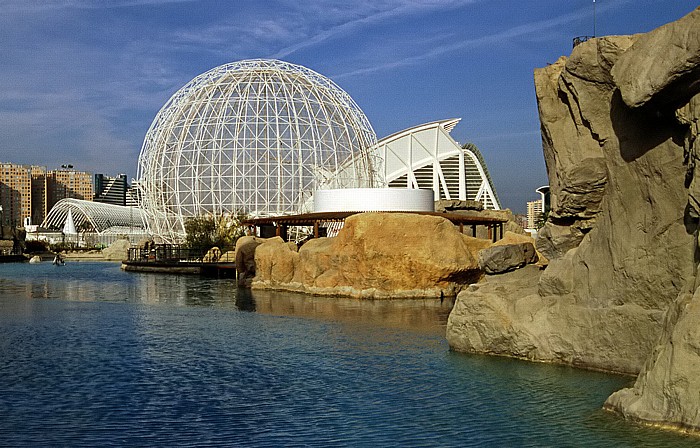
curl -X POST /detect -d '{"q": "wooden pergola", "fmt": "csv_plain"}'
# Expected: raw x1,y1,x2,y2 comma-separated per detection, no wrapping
243,211,507,242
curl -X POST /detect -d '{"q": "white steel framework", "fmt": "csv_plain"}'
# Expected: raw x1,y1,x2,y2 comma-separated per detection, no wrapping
137,59,381,243
42,198,145,234
372,119,501,209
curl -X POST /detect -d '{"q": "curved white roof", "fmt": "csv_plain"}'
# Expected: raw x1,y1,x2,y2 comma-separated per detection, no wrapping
372,119,501,209
42,199,145,234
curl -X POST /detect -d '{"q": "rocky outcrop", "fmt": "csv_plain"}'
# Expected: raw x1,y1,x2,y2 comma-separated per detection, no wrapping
102,239,130,261
603,10,700,431
447,264,664,374
435,199,484,212
611,8,700,108
604,280,700,431
235,236,267,287
448,6,700,429
252,213,492,298
478,233,537,275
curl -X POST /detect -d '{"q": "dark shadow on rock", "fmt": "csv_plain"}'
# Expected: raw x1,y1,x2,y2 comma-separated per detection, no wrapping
611,89,686,163
443,269,483,289
684,203,700,234
682,203,700,267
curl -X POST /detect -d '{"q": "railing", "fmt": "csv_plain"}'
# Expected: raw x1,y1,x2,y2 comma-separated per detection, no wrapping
573,36,594,48
127,244,235,263
128,245,206,263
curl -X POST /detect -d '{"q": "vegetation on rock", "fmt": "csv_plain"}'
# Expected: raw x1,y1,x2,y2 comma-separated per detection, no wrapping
184,214,246,251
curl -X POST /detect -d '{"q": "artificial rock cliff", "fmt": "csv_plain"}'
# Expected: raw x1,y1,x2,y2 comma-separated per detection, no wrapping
251,213,493,299
447,6,700,431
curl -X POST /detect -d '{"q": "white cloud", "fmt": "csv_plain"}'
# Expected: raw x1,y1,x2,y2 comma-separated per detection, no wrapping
331,1,628,79
270,0,477,59
1,0,199,12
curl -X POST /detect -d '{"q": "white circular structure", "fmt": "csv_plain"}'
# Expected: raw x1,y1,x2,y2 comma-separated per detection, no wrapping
313,188,434,213
137,59,381,243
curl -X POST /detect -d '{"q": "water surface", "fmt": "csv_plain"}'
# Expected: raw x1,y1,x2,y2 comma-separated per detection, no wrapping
0,262,695,447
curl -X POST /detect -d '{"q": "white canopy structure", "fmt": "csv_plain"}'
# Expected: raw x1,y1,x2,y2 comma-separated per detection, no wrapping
42,199,145,234
372,119,501,209
137,58,382,243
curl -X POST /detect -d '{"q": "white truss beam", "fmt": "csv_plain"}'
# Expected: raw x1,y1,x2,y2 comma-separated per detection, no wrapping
372,119,501,210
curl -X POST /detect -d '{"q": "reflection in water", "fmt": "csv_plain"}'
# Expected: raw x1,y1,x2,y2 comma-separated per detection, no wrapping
249,288,454,334
2,263,454,333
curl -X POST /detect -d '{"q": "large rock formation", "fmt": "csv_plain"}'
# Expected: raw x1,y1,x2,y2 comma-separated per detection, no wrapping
252,213,492,299
448,6,700,430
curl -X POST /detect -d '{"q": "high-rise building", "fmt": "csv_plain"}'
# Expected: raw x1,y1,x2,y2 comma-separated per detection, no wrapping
30,166,48,225
0,163,31,226
126,181,141,207
526,199,544,230
47,168,93,207
94,174,127,206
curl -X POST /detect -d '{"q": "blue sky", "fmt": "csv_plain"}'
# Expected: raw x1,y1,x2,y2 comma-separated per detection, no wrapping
0,0,697,213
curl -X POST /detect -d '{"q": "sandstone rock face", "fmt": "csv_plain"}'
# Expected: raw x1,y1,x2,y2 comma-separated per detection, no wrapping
235,236,267,287
604,284,700,430
448,6,700,431
102,239,130,261
534,222,584,261
601,10,700,430
478,242,536,275
435,199,483,212
459,31,695,366
446,265,662,374
612,7,700,108
252,213,491,298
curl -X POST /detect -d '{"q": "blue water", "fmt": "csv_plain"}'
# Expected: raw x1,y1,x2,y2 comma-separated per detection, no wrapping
0,262,696,447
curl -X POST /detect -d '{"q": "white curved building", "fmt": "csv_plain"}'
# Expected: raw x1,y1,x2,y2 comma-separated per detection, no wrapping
42,198,146,234
372,119,501,209
138,59,382,243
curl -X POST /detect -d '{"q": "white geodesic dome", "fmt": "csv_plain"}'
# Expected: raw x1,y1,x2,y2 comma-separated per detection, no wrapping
137,58,382,243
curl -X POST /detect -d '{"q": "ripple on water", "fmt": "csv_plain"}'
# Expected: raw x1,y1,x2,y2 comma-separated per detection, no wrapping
0,262,698,447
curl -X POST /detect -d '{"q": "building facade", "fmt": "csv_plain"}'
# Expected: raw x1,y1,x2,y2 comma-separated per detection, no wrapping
0,163,32,226
30,166,48,225
48,169,93,206
94,173,127,206
526,199,543,230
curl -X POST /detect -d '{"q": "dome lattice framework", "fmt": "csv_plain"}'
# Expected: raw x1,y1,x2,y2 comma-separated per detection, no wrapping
137,59,381,243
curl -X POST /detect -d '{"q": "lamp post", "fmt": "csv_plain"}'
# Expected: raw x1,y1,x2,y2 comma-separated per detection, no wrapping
593,0,597,37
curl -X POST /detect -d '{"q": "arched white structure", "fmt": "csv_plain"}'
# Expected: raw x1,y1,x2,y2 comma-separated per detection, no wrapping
138,59,381,243
313,188,434,213
372,119,501,209
42,198,145,234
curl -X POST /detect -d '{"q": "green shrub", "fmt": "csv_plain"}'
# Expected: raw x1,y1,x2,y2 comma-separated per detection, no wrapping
24,240,48,254
184,213,247,251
